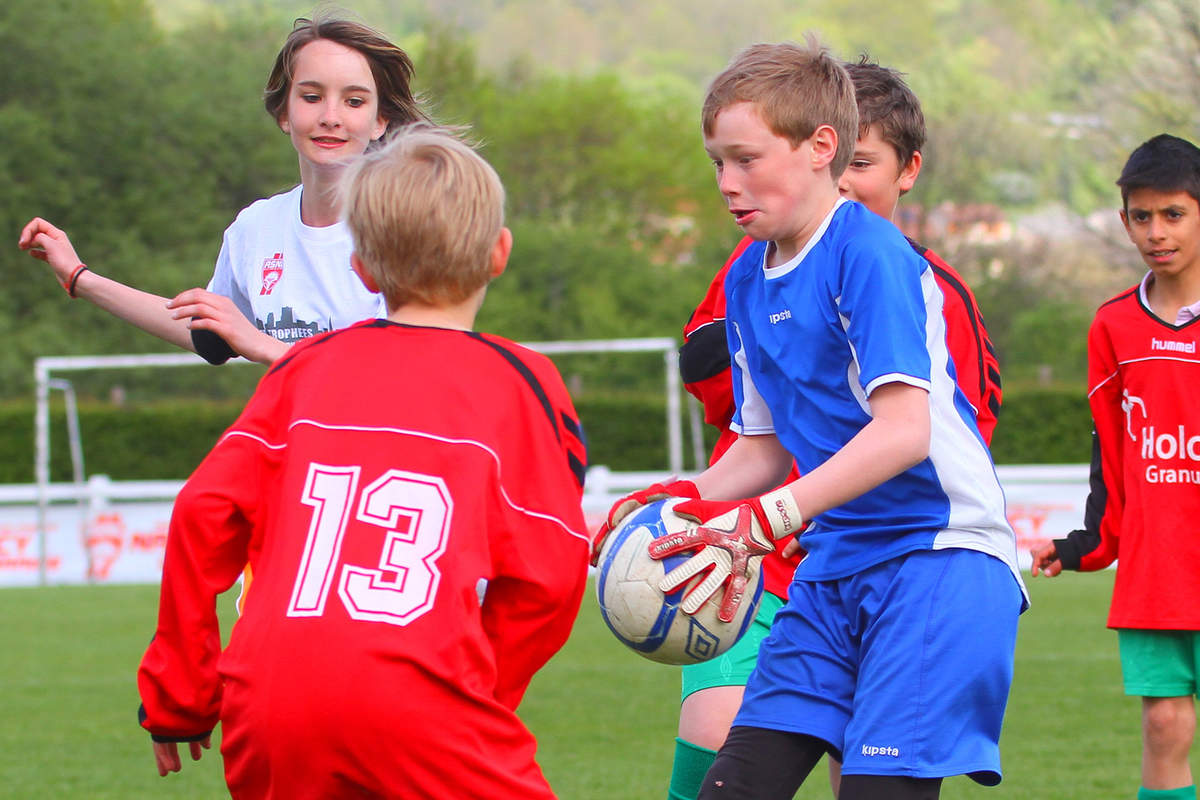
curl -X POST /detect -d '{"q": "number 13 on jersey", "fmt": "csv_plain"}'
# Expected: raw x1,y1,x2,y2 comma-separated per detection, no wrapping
286,462,452,626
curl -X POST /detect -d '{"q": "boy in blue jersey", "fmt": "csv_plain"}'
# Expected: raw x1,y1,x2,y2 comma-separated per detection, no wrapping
597,38,1026,800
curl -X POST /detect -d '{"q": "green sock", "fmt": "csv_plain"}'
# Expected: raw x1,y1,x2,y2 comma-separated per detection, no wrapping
667,737,718,800
1138,786,1197,800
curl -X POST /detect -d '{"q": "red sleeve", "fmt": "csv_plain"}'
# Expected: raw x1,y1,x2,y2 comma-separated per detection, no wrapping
480,352,589,710
679,237,752,430
918,243,1003,444
136,392,279,740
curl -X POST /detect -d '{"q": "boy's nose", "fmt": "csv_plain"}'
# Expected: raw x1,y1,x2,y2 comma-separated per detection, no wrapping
717,170,739,197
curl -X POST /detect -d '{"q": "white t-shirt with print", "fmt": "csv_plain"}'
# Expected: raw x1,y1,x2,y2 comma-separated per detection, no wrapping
207,185,385,344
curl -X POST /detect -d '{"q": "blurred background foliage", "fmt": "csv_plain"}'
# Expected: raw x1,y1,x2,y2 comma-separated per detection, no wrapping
1,0,1198,466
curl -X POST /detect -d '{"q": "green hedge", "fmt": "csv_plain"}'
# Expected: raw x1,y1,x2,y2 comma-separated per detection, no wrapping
0,403,241,484
988,388,1092,465
0,388,1093,484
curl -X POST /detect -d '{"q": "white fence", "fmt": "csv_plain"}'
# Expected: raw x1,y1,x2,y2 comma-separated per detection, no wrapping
0,465,1091,587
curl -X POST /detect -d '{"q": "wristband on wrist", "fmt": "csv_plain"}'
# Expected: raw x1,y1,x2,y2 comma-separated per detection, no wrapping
757,487,804,540
66,264,90,298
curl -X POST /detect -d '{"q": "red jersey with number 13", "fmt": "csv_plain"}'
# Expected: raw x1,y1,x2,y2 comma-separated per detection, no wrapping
138,319,589,799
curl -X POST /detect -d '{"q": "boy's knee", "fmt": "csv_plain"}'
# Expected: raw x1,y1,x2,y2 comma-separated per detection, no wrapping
696,727,827,800
1143,697,1198,746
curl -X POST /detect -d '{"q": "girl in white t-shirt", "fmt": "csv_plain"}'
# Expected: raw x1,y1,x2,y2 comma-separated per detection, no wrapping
19,14,427,364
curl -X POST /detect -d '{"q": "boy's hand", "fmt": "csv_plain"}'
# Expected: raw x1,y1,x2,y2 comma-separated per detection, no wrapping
1030,542,1063,577
18,217,84,285
152,735,211,777
651,489,803,622
590,479,699,566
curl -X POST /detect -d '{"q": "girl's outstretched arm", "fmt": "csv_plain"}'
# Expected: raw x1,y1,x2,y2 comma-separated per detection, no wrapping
20,217,194,351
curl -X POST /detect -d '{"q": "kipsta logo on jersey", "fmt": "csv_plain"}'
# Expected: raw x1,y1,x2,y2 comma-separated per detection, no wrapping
260,252,284,296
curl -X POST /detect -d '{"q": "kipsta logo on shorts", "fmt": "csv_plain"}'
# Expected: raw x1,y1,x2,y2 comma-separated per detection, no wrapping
260,252,284,296
861,744,900,758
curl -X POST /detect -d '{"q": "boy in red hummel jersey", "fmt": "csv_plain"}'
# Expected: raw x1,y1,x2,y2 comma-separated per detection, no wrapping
137,127,590,799
1033,134,1200,800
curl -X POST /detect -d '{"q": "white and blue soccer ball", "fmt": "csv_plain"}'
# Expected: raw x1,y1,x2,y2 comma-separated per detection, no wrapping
595,496,765,665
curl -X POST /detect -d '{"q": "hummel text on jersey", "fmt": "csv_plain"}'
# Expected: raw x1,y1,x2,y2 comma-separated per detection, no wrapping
1151,337,1196,354
861,744,900,758
768,308,792,325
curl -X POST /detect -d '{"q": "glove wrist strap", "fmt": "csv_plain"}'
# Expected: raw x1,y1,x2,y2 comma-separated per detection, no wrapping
757,488,803,540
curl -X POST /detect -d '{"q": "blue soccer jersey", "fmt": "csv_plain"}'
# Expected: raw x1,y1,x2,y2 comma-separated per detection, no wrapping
726,199,1022,588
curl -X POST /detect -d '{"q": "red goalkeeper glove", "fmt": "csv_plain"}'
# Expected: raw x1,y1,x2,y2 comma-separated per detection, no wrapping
590,479,700,566
650,488,803,622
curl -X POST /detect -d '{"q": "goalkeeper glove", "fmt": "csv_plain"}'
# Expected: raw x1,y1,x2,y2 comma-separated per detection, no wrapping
650,488,803,622
590,479,700,566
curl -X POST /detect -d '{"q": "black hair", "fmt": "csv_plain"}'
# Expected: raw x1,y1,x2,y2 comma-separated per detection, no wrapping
1116,133,1200,209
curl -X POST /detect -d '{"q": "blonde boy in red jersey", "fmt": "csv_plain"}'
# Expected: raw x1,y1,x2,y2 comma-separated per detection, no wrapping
1033,134,1200,800
137,127,590,799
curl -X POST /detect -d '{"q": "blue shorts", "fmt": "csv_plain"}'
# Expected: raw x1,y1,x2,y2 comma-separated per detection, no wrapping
733,548,1022,784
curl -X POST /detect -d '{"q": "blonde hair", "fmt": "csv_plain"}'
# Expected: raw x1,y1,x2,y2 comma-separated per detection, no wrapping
342,125,505,309
702,37,858,177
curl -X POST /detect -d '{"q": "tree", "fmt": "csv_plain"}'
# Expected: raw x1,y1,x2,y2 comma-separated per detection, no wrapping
0,0,294,394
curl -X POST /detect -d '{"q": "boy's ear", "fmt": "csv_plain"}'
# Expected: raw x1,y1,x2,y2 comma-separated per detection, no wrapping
898,150,922,196
810,124,838,170
489,227,513,278
350,252,380,293
277,111,290,135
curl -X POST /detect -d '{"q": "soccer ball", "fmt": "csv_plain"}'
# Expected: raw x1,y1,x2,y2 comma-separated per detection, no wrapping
595,497,765,665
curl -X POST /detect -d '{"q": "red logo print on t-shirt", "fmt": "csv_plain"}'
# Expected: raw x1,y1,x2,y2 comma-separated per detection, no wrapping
261,253,284,296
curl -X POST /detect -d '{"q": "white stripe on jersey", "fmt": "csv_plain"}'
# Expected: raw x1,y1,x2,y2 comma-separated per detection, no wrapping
918,268,1024,597
728,319,776,436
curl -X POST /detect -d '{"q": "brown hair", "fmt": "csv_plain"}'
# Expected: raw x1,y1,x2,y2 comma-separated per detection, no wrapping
342,125,505,310
845,57,926,169
702,36,858,177
264,13,427,134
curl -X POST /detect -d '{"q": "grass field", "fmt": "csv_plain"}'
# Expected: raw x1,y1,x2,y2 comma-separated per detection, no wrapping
0,570,1163,799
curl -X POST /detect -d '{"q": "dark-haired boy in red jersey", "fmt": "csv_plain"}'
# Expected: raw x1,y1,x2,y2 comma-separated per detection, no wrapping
664,57,1002,800
1033,133,1200,800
